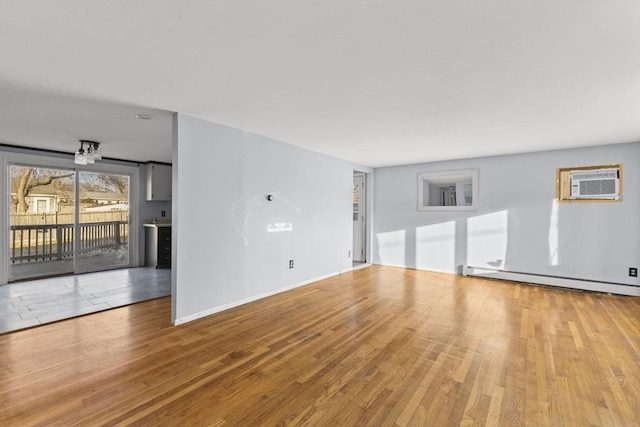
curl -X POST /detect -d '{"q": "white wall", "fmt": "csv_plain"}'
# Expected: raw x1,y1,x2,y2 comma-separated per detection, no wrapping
172,114,356,324
374,142,640,287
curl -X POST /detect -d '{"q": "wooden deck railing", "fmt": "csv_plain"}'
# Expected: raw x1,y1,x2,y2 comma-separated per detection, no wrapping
9,221,128,263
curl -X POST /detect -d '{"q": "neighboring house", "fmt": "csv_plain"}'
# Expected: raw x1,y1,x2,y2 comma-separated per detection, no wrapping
80,191,127,206
10,186,126,214
85,203,129,212
10,184,72,214
21,192,57,214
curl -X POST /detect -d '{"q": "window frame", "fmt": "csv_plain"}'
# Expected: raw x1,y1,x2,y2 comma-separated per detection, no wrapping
555,163,623,203
418,168,479,211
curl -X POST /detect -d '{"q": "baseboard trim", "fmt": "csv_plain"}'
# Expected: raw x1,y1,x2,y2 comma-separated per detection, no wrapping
174,271,341,325
464,266,640,296
352,263,372,272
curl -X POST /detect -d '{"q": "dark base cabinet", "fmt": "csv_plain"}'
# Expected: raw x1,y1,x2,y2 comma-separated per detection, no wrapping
145,225,171,268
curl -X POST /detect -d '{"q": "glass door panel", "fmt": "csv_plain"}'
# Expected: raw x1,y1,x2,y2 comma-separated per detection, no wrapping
8,165,76,281
76,171,130,273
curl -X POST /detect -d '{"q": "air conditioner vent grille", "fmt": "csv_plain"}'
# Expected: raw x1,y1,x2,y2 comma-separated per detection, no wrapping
580,179,616,196
570,168,620,199
572,170,617,180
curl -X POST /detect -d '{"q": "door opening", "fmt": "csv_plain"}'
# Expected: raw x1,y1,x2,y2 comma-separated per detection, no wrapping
8,164,131,282
352,173,366,265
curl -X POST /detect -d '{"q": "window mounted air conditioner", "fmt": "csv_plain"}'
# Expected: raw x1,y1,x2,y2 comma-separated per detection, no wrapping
570,168,620,199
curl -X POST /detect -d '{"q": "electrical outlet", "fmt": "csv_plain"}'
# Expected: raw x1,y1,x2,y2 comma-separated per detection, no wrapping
630,267,638,277
161,210,166,217
289,259,294,269
348,250,351,258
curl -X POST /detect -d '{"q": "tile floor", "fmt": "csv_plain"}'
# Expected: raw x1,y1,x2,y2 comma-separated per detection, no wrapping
0,267,171,334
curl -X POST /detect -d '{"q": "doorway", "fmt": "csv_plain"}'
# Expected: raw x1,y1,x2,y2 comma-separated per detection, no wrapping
8,164,131,282
352,172,366,265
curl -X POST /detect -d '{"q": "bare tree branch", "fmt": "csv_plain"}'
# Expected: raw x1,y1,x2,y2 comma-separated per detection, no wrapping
16,168,73,213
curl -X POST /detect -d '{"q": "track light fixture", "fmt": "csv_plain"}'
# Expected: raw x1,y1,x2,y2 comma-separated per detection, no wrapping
74,140,102,165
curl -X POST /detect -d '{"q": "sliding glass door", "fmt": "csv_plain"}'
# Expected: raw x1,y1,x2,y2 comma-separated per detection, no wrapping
8,164,132,281
9,165,76,281
76,171,130,273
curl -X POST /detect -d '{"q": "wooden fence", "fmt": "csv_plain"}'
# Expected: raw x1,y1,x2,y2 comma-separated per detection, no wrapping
9,221,128,264
10,212,128,226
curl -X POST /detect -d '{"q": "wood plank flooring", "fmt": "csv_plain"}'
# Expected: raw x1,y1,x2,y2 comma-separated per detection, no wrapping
1,265,639,426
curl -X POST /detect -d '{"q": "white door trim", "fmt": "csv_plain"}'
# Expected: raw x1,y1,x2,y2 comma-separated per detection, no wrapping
353,173,366,262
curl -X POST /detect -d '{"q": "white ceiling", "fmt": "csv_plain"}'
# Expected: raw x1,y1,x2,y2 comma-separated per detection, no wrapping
1,1,638,167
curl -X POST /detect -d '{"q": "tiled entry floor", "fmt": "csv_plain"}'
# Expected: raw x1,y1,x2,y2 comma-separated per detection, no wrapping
0,267,171,334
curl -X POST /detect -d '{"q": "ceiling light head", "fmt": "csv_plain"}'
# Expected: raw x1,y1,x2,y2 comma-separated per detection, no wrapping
136,114,152,120
75,140,102,164
74,146,87,165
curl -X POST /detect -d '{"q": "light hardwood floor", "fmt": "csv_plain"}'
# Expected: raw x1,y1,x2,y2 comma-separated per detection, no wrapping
1,266,639,426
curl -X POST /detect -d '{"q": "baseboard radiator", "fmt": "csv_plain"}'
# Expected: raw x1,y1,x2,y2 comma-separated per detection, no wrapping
463,266,640,297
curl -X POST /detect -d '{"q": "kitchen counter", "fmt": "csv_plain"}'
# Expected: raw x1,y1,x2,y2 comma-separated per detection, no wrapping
144,224,171,268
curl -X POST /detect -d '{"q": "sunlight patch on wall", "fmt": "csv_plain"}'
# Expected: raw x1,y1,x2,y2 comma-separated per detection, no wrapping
415,221,456,273
467,210,509,269
268,222,293,232
548,201,559,266
376,229,406,266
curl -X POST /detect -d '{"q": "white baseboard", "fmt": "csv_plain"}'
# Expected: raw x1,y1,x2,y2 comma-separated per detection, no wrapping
464,266,640,297
173,271,341,325
352,262,372,271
